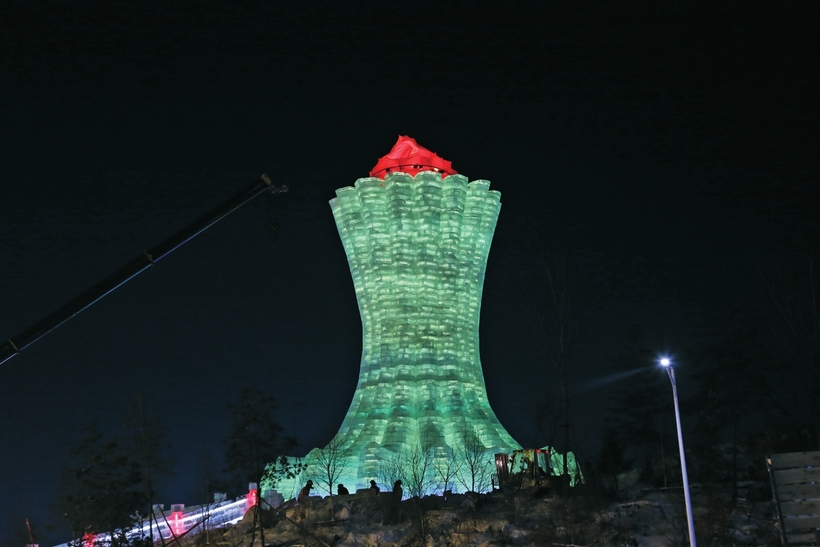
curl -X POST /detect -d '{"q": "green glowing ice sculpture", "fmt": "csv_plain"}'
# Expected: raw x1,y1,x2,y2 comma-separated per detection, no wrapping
313,170,522,493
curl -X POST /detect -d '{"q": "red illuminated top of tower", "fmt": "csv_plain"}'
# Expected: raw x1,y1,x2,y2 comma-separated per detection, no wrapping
369,135,457,179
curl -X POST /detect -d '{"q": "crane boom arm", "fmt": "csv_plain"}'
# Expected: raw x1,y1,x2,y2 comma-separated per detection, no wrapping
0,174,287,366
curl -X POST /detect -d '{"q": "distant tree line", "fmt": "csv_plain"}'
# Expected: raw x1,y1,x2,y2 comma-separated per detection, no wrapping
593,242,820,502
53,391,171,547
510,228,820,508
51,387,298,547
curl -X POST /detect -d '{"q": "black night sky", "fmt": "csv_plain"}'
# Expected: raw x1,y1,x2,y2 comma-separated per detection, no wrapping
1,1,817,544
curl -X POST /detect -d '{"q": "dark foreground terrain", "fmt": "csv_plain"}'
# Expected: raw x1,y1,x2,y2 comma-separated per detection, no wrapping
173,478,778,547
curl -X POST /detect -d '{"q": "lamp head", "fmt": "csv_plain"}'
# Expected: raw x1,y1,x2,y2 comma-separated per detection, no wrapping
660,357,671,367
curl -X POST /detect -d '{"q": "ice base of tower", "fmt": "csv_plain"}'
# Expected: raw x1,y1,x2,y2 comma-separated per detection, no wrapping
266,445,583,500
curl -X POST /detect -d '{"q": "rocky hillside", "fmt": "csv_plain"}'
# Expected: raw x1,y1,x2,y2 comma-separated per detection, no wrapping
176,479,780,547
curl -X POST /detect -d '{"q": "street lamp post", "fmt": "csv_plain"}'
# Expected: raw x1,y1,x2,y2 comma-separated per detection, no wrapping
661,357,697,547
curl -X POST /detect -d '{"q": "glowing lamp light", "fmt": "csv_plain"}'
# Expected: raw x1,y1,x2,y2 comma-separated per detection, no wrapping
659,356,697,547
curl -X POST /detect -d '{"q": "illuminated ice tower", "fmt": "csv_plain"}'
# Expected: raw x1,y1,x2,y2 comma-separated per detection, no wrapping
318,136,522,491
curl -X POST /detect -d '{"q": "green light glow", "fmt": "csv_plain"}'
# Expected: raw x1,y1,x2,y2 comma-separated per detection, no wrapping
267,171,579,497
324,171,518,488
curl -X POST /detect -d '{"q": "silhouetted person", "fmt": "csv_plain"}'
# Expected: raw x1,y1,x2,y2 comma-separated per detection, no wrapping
337,483,349,496
388,480,403,523
369,480,380,495
298,479,313,505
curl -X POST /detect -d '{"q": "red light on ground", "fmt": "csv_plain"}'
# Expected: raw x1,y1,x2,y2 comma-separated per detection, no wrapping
247,487,258,508
170,511,185,537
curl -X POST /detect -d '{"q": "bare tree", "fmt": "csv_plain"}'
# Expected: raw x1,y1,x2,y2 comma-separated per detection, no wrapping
224,388,297,547
377,450,404,493
454,428,495,493
531,251,579,482
308,436,350,497
607,323,673,486
432,446,461,496
691,312,770,501
401,433,437,500
763,247,820,447
53,424,148,547
535,398,559,449
377,431,437,499
122,391,172,544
